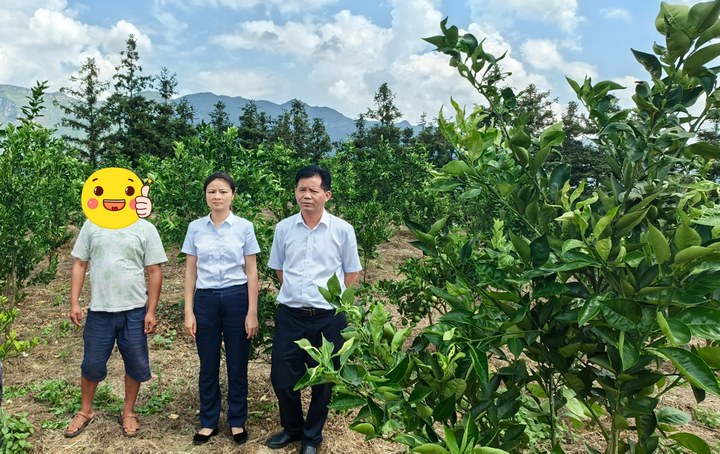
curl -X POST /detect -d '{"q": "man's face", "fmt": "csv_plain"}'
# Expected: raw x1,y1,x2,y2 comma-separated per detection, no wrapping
295,175,331,216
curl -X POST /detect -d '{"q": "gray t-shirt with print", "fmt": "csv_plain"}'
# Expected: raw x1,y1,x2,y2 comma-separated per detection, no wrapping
71,219,167,312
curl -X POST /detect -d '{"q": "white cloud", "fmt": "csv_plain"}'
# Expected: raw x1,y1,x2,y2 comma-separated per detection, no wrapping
0,3,154,93
600,8,631,22
521,39,597,81
179,0,340,15
194,69,282,99
468,0,583,34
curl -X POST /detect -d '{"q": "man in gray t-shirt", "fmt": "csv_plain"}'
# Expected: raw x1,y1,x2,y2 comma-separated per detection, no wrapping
64,219,167,438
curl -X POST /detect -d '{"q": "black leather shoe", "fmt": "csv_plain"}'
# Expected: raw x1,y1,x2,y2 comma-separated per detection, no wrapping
192,427,219,445
231,427,248,445
300,445,318,454
265,430,301,449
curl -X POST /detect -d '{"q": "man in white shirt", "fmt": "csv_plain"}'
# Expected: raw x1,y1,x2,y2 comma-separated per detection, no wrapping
266,165,361,454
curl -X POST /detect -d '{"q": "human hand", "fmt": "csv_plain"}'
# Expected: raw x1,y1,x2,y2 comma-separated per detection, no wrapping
69,304,83,326
184,314,197,339
144,311,157,334
245,314,259,339
135,185,152,218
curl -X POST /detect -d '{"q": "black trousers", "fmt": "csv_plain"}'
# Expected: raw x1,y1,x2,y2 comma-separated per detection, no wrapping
194,284,250,428
271,304,347,447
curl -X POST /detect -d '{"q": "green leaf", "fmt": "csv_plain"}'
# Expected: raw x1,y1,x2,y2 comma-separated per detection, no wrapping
678,308,720,340
412,444,450,454
668,432,711,454
647,222,671,264
351,422,376,438
657,406,691,425
656,347,720,395
443,160,472,176
530,234,550,267
674,245,717,266
474,447,511,454
685,43,720,74
595,238,612,262
594,206,619,239
632,48,662,79
601,299,641,331
329,393,367,411
327,274,342,298
696,346,720,369
688,0,720,35
684,140,720,159
509,230,531,264
675,222,702,249
539,122,564,150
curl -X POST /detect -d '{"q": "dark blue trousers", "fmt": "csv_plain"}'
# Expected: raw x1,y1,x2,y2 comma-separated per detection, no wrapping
194,284,250,428
270,304,347,447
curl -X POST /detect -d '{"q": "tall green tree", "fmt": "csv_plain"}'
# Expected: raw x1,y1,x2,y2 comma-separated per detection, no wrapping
561,100,609,186
237,100,270,150
414,113,454,167
209,100,232,135
512,83,558,136
56,57,112,168
364,82,405,147
308,117,332,162
104,34,159,163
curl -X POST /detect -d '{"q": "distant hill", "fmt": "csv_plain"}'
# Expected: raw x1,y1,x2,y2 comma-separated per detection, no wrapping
0,84,418,142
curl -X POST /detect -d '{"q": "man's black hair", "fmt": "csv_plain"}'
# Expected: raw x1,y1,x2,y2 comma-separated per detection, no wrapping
295,165,331,191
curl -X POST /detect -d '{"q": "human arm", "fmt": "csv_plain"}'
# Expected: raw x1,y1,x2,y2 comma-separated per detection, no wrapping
275,270,283,285
145,264,162,334
245,255,259,339
69,259,88,326
344,271,360,289
184,255,198,339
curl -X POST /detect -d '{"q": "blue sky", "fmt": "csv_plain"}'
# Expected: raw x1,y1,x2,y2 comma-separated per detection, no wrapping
0,0,706,123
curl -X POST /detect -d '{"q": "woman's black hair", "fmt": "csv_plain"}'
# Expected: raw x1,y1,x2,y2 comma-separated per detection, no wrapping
204,171,236,193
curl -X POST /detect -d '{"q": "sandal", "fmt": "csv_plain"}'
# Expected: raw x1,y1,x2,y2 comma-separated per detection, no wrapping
64,411,95,438
120,414,141,438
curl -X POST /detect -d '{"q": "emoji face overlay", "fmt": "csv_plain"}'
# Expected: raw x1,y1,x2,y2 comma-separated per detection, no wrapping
81,168,144,229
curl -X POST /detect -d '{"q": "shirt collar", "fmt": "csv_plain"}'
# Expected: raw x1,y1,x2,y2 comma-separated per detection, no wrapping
295,210,329,228
204,212,235,226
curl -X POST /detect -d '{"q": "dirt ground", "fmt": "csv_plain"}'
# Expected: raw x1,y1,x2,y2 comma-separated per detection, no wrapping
3,227,720,453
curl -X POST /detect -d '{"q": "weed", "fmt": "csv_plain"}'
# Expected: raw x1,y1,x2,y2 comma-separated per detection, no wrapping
152,329,177,349
0,410,34,453
694,407,720,429
2,386,30,399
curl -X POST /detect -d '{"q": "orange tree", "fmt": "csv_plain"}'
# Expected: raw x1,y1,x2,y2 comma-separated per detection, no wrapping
295,2,720,453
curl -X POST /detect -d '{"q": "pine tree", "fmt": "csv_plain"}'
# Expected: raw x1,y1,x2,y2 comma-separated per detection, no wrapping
56,57,112,168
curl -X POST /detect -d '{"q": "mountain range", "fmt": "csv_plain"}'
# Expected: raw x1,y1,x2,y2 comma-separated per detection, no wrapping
0,84,416,142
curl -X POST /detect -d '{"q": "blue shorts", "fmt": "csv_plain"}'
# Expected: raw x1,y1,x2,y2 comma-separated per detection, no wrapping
81,307,151,383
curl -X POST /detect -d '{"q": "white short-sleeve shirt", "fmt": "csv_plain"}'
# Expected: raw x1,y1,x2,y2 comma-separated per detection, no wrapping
181,213,261,289
268,210,362,309
71,219,168,312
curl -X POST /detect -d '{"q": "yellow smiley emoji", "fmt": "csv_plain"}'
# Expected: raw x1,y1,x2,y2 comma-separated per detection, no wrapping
81,167,144,229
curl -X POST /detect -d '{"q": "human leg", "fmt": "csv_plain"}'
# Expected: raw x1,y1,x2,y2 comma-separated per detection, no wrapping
193,290,223,430
222,285,250,430
116,307,152,437
63,376,99,437
270,305,309,436
302,312,347,447
66,310,116,438
121,374,141,437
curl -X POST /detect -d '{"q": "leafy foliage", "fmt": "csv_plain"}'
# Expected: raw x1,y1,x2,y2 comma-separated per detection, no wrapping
295,3,720,454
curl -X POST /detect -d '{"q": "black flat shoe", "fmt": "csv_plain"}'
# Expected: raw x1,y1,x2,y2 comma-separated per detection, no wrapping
266,430,301,449
192,427,219,445
231,427,248,445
